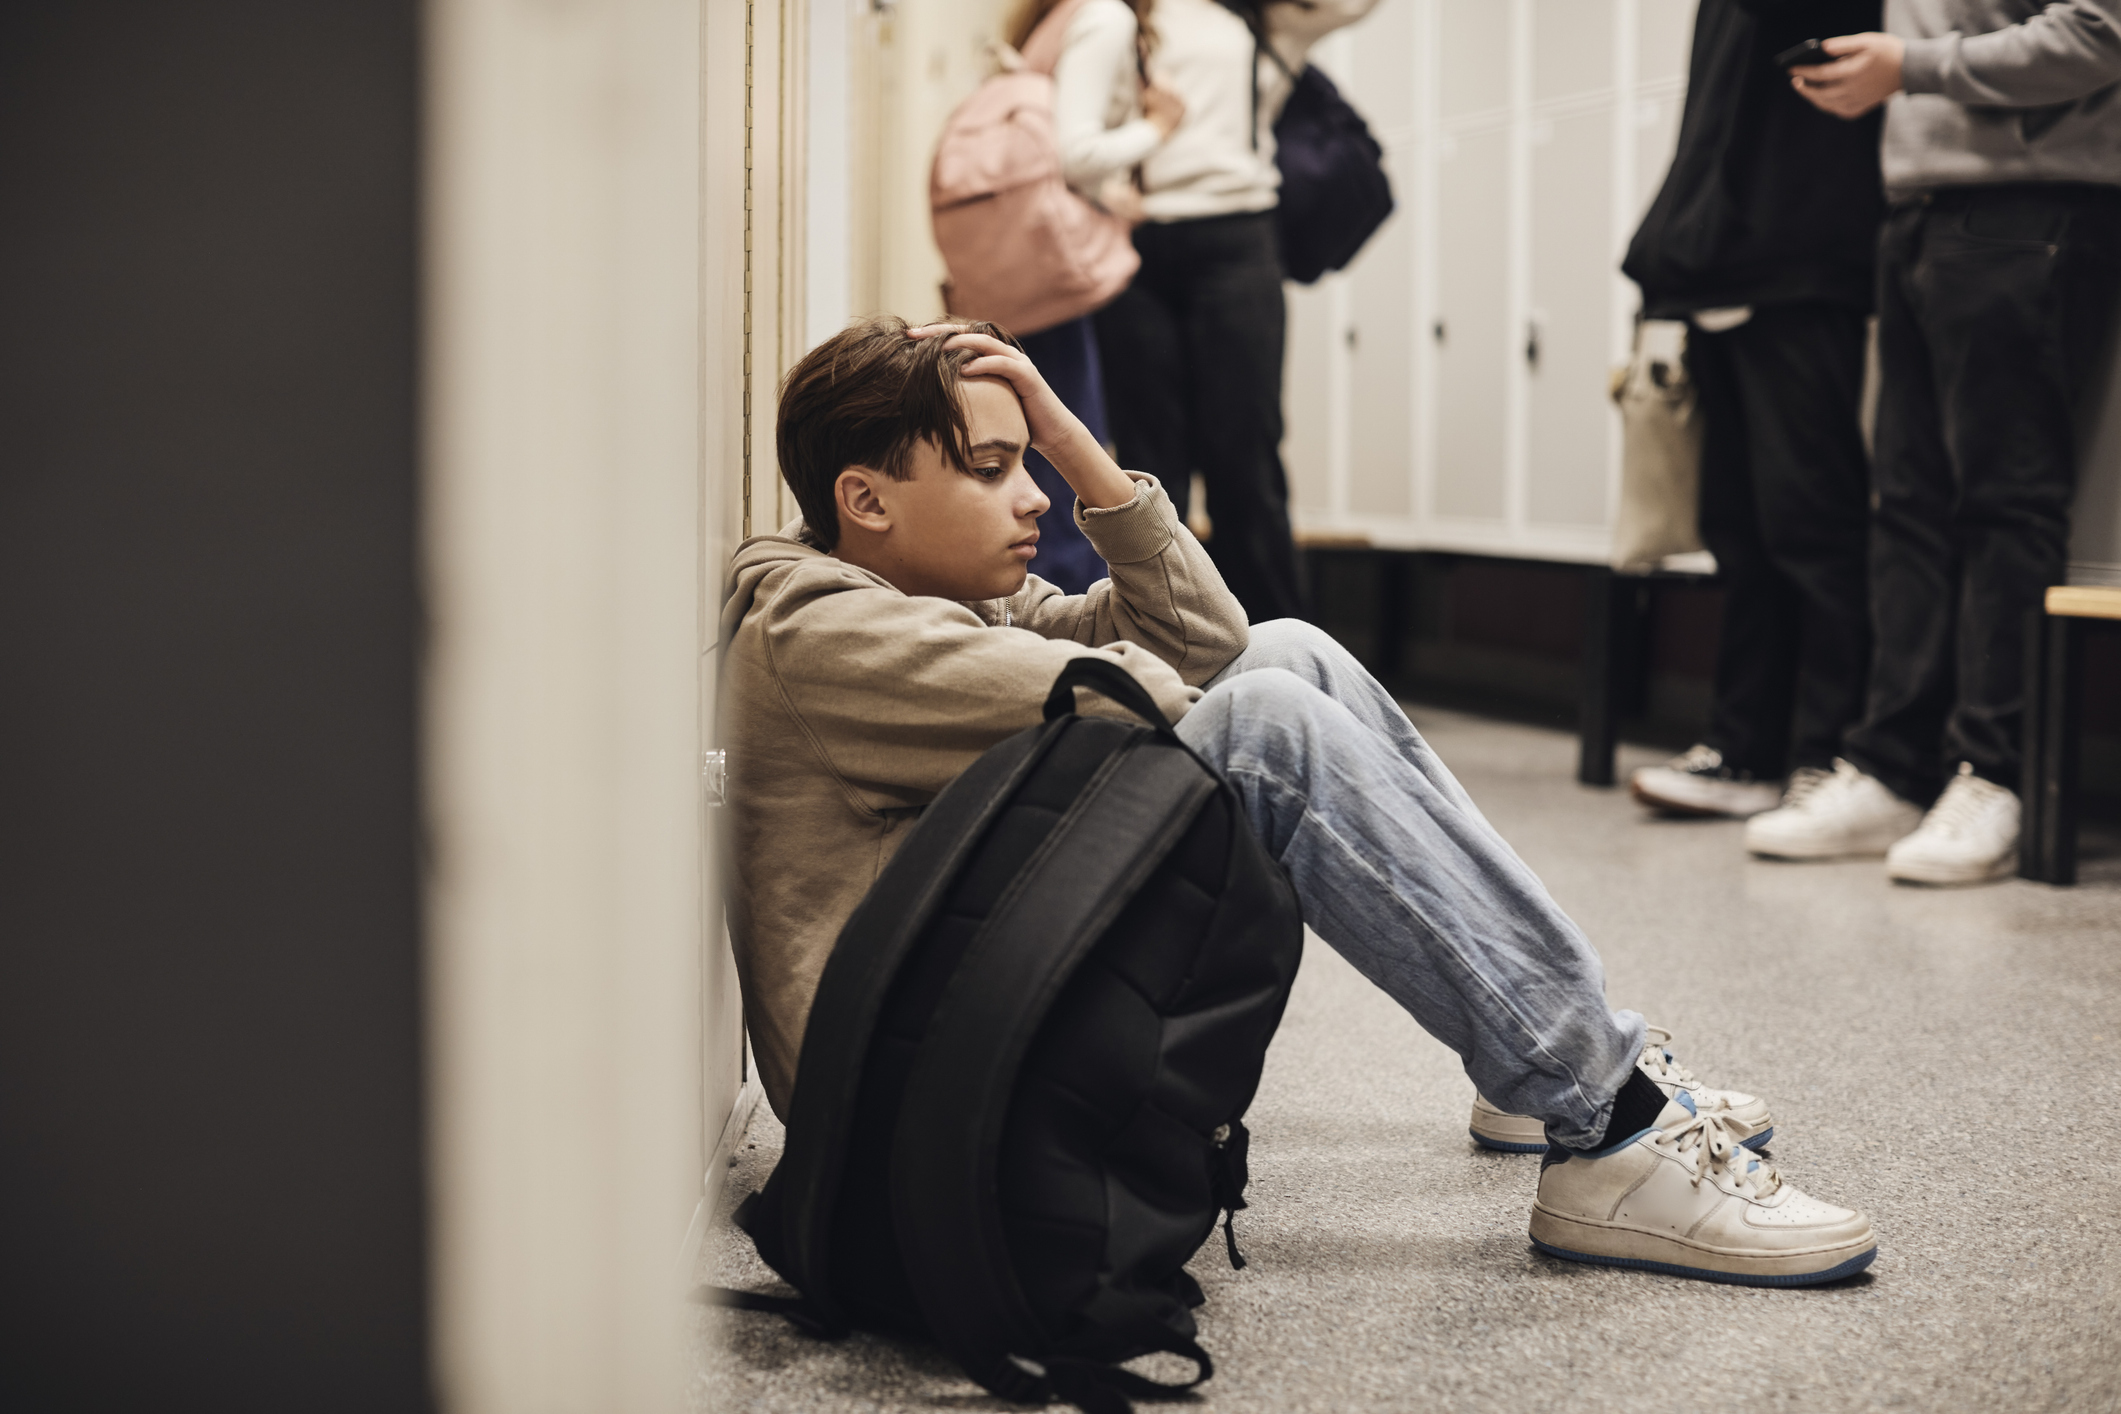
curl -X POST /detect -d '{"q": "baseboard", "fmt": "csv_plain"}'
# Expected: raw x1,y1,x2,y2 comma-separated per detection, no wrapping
677,1071,763,1283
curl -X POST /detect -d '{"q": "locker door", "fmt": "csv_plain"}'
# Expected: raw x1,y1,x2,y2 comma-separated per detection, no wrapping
1430,0,1512,523
1524,0,1616,530
1340,7,1419,521
1633,0,1693,219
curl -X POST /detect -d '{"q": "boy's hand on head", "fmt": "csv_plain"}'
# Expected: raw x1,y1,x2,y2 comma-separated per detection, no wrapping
907,327,1081,452
907,325,1137,510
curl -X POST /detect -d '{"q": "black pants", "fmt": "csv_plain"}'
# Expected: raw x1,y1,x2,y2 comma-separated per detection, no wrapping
1689,304,1873,777
1844,184,2121,801
1094,211,1307,622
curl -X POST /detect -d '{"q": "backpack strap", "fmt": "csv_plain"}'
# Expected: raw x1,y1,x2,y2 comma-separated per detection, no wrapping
890,730,1220,1404
1041,652,1180,736
766,717,1068,1330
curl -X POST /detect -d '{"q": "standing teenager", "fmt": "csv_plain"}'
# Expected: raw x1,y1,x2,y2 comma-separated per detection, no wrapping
1081,0,1379,623
1751,0,2121,883
1622,0,1885,820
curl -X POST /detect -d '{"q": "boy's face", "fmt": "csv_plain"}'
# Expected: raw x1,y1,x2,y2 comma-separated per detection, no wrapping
833,377,1051,601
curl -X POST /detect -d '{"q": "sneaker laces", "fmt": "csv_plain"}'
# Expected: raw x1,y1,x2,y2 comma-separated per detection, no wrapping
1786,759,1866,816
1654,1108,1780,1199
1667,744,1723,776
1921,765,2008,840
1637,1029,1701,1090
1781,765,1832,809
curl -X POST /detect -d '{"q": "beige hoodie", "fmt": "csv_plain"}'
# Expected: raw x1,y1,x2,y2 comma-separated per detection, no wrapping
717,473,1248,1115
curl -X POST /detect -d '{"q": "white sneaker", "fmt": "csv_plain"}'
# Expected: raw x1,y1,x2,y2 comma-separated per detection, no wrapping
1530,1094,1877,1286
1467,1093,1551,1152
1744,758,1922,860
1469,1026,1773,1153
1630,744,1783,818
1886,763,2020,886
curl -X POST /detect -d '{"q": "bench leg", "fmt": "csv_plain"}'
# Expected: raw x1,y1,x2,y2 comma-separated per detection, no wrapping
2025,614,2084,886
1578,570,1649,786
2019,609,2048,879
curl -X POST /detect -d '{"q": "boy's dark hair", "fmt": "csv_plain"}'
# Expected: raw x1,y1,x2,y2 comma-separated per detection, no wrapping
776,314,1020,549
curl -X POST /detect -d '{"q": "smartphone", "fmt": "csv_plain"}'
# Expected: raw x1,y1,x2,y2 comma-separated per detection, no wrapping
1774,38,1830,68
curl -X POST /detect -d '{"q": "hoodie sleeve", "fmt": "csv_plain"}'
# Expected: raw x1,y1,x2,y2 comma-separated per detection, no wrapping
984,472,1251,687
1899,0,2121,108
1053,0,1163,192
759,560,1207,810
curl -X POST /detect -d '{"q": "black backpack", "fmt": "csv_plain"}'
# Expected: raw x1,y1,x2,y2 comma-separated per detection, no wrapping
709,657,1305,1412
1222,0,1396,284
1272,58,1395,284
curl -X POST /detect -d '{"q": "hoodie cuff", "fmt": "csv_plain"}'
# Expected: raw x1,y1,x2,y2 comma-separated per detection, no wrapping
1899,35,1950,95
1074,472,1178,565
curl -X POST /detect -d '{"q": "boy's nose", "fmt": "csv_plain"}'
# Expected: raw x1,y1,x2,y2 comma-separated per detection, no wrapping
1016,467,1050,519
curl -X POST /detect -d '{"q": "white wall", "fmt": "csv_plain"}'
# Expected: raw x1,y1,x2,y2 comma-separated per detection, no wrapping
807,0,857,348
423,0,719,1407
2072,354,2121,585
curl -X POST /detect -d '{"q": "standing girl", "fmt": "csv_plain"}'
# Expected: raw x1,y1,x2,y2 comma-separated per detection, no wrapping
1065,0,1377,621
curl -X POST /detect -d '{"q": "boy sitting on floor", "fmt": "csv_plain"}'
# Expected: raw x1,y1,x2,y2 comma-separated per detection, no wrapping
720,314,1877,1286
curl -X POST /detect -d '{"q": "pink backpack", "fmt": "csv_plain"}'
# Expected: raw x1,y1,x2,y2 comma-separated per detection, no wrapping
931,0,1140,336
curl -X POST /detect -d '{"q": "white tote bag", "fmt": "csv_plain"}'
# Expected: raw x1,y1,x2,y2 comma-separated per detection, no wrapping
1609,319,1705,573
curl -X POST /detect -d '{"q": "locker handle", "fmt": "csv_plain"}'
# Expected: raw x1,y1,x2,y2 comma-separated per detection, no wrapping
1525,321,1542,370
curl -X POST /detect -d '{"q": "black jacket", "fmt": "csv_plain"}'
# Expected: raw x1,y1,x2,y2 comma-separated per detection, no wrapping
1624,0,1886,316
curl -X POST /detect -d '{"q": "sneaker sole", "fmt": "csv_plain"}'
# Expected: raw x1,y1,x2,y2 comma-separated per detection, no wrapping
1528,1206,1876,1286
1887,856,2016,886
1746,839,1898,861
1529,1236,1877,1288
1474,1124,1774,1155
1469,1126,1550,1154
1630,780,1778,819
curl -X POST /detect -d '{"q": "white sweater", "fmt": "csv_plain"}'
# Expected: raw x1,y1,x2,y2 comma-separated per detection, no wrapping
1053,0,1383,223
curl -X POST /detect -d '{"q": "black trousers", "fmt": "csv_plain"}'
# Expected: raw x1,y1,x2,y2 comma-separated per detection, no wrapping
1689,304,1873,777
1844,184,2121,801
1094,211,1308,622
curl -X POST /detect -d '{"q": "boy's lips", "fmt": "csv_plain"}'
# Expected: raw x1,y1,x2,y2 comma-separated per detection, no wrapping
1010,534,1040,559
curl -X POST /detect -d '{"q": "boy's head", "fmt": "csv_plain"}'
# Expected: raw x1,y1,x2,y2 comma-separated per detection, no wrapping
777,314,1051,601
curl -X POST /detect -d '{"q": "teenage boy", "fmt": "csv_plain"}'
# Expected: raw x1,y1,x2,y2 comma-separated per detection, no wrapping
1751,1,2121,883
1622,0,1883,821
722,314,1877,1285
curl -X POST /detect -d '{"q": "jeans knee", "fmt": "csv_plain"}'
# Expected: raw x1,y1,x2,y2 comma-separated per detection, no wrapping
1242,618,1346,681
1190,667,1331,762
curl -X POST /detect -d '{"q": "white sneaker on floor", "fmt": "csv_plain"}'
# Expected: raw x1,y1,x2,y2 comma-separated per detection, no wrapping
1529,1094,1877,1286
1886,763,2020,886
1469,1027,1773,1153
1744,758,1922,860
1630,744,1783,818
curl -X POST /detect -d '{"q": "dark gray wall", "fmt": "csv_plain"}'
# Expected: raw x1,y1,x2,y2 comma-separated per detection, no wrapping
0,4,428,1409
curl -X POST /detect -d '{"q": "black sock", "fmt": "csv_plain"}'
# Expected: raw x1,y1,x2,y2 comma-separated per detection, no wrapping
1565,1068,1668,1155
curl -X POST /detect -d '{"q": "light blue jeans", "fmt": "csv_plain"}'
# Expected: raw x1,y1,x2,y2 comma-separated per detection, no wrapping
1176,619,1646,1147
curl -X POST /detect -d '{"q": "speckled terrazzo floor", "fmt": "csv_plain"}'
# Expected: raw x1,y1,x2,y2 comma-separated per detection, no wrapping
697,707,2121,1414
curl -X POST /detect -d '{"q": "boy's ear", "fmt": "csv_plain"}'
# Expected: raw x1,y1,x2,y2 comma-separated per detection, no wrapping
834,466,892,536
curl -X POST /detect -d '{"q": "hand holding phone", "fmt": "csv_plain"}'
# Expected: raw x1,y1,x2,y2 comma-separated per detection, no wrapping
1783,32,1906,119
1773,38,1828,69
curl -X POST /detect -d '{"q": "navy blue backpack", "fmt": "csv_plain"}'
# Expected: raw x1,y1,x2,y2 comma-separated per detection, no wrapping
1228,1,1396,283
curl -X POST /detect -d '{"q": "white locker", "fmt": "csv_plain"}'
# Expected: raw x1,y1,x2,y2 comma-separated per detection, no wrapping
1285,0,1694,563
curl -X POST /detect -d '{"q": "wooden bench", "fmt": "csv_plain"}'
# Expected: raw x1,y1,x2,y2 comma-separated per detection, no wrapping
2020,584,2121,885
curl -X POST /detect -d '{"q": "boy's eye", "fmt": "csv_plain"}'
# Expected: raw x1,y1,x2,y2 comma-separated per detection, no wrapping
973,463,1006,480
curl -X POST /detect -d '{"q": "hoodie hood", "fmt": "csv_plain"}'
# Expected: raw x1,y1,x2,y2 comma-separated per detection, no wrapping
718,519,882,663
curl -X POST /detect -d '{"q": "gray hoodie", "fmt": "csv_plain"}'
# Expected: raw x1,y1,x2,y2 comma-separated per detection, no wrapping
1885,0,2121,196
